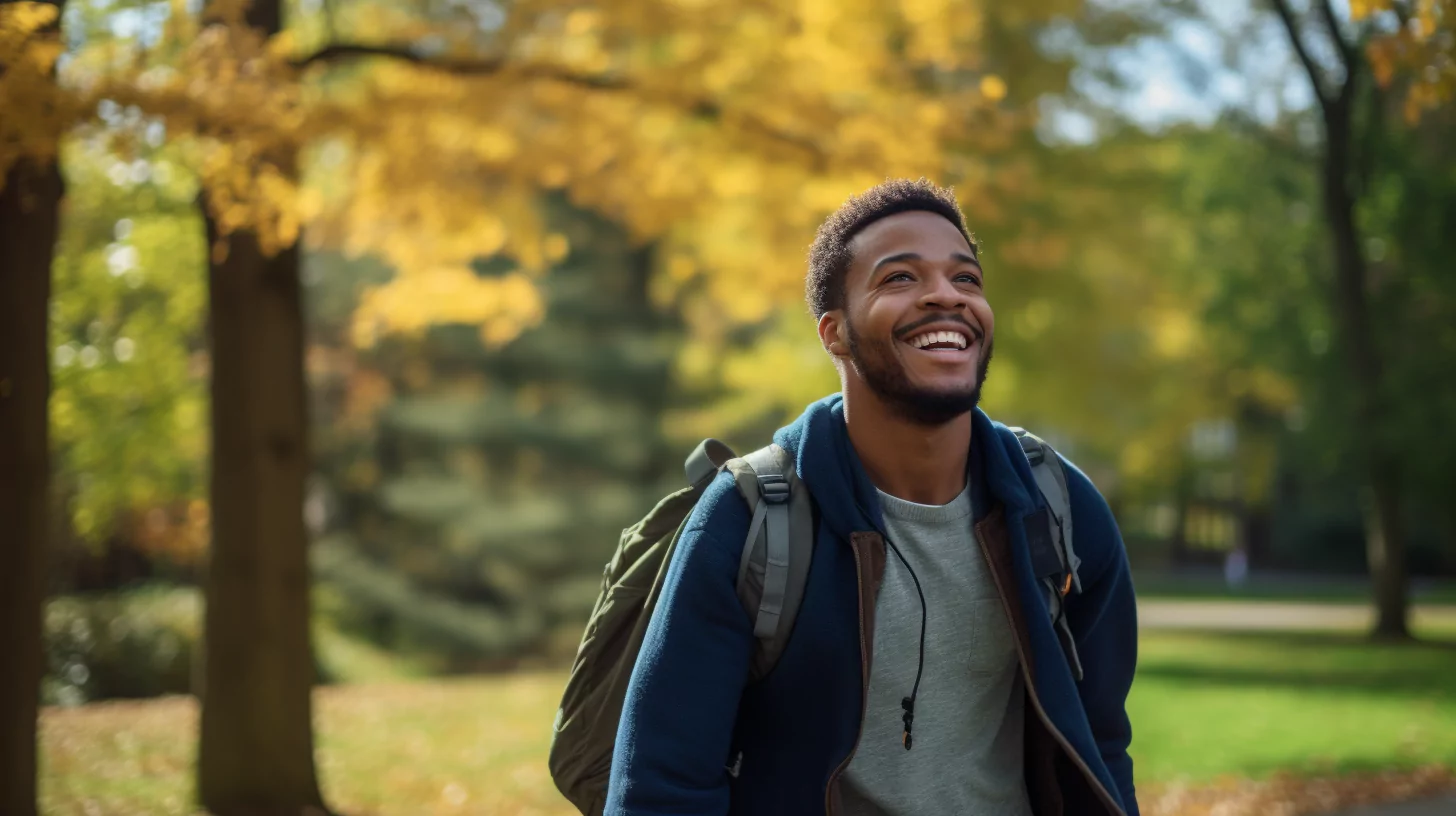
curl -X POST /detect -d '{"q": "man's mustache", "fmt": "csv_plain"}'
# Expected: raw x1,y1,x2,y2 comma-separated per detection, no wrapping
893,313,984,343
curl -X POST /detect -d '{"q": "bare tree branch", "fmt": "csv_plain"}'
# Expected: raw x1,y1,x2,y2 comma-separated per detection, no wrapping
292,44,628,90
1268,0,1332,112
1317,0,1356,74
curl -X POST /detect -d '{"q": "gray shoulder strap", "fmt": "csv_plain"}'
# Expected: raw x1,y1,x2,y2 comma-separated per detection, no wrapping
727,444,814,680
1011,428,1080,590
685,438,736,494
742,447,790,639
1010,427,1085,681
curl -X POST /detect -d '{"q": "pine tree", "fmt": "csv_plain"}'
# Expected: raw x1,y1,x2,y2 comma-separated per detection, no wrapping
320,196,688,667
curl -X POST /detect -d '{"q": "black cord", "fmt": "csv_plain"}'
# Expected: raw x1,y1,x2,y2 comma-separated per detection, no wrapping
848,490,930,752
882,536,927,751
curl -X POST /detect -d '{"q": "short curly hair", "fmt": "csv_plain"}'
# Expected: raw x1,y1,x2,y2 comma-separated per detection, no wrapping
805,178,976,319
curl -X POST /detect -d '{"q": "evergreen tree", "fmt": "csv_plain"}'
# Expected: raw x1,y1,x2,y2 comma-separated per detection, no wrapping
319,197,688,668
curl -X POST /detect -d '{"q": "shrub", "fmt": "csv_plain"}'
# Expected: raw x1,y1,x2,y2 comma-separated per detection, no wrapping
43,585,200,706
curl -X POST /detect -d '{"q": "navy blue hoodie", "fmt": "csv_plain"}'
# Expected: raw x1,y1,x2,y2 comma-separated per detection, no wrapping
606,395,1139,815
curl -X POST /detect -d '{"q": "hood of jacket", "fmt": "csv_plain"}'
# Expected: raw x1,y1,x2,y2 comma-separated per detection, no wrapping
771,393,1048,540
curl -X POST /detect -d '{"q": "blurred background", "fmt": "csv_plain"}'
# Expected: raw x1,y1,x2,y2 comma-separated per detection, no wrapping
3,0,1456,814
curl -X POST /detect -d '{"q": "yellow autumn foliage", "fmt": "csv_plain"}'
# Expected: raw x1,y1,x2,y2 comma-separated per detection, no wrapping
0,1,74,175
11,0,1330,498
1355,0,1455,121
351,267,545,349
23,0,1229,476
9,0,1051,348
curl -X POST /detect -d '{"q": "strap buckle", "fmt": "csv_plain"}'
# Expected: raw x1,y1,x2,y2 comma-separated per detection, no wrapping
758,475,791,504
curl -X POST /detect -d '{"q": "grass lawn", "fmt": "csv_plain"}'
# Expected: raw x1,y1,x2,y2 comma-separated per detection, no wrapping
1129,629,1456,782
41,626,1456,816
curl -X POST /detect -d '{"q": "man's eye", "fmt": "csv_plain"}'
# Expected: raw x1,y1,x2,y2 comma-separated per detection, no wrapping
957,273,982,285
885,271,913,282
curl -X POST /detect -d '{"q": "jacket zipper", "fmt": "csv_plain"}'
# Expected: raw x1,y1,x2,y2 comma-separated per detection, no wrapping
823,537,873,816
974,524,1128,816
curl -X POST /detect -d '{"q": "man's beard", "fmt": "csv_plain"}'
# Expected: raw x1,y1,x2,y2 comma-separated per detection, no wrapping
845,316,993,427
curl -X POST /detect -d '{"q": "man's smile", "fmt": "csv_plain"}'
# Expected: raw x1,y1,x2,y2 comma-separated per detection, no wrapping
896,319,984,359
907,329,969,350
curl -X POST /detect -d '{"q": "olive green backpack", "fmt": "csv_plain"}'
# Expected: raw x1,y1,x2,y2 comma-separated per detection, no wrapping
547,439,815,815
547,429,1081,815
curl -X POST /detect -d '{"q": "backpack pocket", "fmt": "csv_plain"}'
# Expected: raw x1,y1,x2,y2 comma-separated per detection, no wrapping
551,581,654,812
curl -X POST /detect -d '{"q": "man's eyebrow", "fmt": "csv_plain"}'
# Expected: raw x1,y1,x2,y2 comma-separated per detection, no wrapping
871,250,982,273
871,252,922,273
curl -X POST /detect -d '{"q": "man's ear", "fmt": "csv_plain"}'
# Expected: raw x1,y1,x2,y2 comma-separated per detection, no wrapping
818,311,850,358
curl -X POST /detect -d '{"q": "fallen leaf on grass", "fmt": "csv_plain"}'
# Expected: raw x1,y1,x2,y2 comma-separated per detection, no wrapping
1143,764,1455,816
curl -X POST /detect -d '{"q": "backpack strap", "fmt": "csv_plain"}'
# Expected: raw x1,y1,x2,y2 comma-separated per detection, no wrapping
1010,427,1085,682
742,450,791,639
726,444,815,681
685,438,737,494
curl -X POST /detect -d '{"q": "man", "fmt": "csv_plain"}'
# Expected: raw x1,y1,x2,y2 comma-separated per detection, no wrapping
606,179,1139,816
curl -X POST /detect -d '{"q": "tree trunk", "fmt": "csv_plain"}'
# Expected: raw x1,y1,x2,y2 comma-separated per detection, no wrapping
194,0,329,804
1266,0,1410,639
1363,470,1406,637
1,0,67,803
0,154,63,816
1320,96,1409,639
197,207,326,814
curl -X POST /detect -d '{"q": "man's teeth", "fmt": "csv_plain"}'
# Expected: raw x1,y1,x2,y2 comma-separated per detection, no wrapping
909,330,969,350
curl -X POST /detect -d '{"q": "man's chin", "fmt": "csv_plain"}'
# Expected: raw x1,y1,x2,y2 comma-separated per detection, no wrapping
847,332,993,426
906,374,981,397
884,386,982,427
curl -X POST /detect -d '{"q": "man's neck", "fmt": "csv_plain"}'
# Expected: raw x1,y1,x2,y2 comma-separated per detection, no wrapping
842,384,972,507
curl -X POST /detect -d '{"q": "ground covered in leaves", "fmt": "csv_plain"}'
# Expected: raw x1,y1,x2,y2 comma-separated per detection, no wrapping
1140,765,1455,816
41,628,1456,815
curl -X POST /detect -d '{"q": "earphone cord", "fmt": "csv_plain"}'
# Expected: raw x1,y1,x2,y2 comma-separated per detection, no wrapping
883,536,927,751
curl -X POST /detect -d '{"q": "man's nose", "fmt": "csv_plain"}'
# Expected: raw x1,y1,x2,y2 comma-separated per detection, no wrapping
918,275,972,310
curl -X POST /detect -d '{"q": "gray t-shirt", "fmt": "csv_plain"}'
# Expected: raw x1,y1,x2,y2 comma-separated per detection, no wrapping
840,479,1032,816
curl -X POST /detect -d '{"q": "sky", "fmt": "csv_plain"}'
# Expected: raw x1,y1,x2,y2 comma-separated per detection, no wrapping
1042,0,1323,143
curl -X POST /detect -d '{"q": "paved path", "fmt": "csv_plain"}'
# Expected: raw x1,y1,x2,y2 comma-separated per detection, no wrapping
1137,599,1456,631
1320,792,1456,815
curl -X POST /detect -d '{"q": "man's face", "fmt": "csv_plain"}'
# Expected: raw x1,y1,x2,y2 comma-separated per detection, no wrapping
819,210,995,427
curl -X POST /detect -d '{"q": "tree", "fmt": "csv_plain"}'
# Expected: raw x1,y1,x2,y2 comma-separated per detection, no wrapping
1054,2,1456,584
316,197,689,669
1370,113,1456,570
273,0,1060,349
1265,0,1449,638
193,0,331,810
0,2,66,813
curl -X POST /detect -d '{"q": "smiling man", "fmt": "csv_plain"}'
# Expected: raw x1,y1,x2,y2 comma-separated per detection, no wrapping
605,179,1139,816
